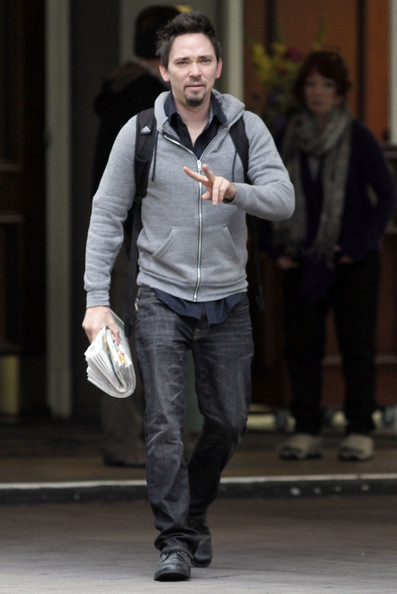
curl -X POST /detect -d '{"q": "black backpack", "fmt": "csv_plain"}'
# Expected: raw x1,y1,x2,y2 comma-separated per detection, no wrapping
123,108,264,337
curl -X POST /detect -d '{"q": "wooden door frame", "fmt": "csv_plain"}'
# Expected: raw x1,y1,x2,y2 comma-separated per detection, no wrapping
45,0,72,417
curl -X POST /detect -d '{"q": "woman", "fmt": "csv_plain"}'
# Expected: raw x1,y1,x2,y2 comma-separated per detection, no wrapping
262,51,396,461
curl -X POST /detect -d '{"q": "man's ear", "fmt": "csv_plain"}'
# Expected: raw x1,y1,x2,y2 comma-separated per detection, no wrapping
159,64,170,83
216,58,223,80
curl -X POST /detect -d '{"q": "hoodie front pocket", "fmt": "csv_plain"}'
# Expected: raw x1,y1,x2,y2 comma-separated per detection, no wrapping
200,225,245,286
148,227,199,283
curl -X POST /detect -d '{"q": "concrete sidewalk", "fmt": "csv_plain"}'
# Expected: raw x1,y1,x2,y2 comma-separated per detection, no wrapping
1,421,396,592
1,422,397,503
1,496,396,593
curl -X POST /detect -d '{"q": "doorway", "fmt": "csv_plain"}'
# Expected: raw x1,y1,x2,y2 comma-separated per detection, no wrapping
0,0,47,418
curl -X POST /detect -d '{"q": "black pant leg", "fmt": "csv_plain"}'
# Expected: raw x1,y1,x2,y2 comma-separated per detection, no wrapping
283,268,331,434
333,251,380,434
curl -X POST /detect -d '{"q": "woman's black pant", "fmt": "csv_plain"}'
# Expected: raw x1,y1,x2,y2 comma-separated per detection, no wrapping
283,251,380,435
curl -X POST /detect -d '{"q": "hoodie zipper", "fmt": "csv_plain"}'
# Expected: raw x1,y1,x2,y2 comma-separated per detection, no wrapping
163,134,204,302
163,127,232,301
191,128,233,301
193,158,203,301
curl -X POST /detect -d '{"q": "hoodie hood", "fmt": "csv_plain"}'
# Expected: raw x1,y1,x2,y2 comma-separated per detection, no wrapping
153,89,246,133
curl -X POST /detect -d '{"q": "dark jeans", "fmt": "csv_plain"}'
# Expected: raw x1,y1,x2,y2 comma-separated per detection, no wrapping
135,287,253,554
283,251,380,436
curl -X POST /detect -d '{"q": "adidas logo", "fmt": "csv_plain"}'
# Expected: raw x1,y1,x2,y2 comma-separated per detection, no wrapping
141,125,152,135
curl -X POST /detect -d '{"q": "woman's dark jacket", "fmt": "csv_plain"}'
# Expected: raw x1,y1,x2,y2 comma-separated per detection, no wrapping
259,120,396,303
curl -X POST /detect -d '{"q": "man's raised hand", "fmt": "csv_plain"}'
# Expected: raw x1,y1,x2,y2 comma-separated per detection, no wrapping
183,163,237,206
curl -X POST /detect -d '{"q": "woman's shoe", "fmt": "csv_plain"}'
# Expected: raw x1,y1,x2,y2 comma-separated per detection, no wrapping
338,434,374,461
278,433,323,460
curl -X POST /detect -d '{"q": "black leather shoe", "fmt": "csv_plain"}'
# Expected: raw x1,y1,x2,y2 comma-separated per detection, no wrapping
189,518,212,568
154,550,191,581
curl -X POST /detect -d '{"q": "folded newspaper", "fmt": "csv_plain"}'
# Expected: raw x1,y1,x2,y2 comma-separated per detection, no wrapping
84,311,136,398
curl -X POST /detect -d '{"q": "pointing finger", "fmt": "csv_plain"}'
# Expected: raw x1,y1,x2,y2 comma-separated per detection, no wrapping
183,166,208,184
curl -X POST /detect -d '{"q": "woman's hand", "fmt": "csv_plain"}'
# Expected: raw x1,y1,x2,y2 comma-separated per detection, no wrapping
277,255,299,270
334,245,354,265
276,247,299,270
338,255,354,264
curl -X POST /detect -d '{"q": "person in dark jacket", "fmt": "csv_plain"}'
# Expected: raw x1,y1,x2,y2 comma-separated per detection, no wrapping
92,5,179,468
260,51,396,461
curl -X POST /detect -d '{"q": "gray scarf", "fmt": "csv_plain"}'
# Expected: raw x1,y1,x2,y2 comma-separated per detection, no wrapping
274,103,353,266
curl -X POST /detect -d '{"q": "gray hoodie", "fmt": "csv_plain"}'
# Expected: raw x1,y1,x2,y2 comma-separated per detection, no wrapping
85,90,294,307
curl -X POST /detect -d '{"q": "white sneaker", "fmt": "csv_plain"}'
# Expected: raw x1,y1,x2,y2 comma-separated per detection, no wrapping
338,434,374,461
278,433,323,460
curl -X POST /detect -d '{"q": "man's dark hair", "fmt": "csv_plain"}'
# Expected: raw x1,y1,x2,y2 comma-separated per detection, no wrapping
156,10,222,67
294,51,352,105
134,5,180,59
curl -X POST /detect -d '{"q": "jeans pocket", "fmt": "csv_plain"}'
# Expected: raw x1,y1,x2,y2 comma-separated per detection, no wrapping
135,285,158,310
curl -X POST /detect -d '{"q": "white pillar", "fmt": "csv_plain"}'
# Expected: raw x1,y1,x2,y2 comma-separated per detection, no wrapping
390,0,397,142
45,0,72,417
222,0,244,100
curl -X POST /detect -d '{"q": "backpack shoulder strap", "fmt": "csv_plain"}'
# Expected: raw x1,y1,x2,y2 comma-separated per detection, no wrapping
229,116,249,182
123,108,157,337
124,108,157,252
229,115,265,313
134,107,157,199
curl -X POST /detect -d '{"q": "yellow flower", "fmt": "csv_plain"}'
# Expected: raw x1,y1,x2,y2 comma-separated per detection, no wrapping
249,24,325,134
271,41,286,56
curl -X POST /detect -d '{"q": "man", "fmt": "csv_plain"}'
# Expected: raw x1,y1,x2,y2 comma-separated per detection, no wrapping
83,11,294,582
92,5,179,468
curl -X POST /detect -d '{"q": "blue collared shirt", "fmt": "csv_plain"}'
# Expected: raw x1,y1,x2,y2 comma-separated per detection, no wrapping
154,93,244,324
